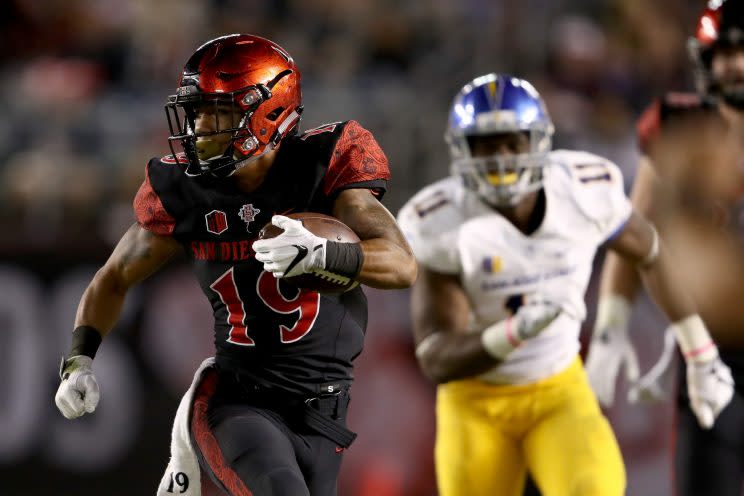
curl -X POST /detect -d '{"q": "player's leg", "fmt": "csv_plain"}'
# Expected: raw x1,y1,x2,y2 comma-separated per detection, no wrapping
674,355,744,496
524,358,625,496
207,403,310,496
435,381,528,496
298,433,344,496
298,391,351,496
189,372,309,496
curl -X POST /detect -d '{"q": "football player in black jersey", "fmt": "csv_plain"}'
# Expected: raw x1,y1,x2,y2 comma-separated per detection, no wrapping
586,1,744,494
54,34,417,496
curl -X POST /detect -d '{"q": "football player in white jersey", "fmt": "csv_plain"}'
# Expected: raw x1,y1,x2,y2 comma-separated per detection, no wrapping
397,73,734,496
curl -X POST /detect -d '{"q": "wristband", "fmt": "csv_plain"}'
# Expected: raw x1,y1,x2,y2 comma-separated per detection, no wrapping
481,317,520,359
324,241,364,279
69,325,103,360
668,314,718,363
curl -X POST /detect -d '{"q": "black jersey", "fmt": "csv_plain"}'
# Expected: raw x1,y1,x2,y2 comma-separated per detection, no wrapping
133,120,390,395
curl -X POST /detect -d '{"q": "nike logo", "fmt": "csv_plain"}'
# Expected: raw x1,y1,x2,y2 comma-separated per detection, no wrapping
335,447,345,454
284,245,308,275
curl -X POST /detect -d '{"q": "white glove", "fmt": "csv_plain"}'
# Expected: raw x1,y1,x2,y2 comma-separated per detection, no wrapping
253,215,327,278
515,296,562,339
55,355,100,419
585,295,639,407
667,314,734,429
628,328,677,403
481,295,561,359
686,356,734,429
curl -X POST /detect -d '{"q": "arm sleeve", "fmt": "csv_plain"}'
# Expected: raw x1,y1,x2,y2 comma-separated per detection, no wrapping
133,160,176,236
322,120,391,198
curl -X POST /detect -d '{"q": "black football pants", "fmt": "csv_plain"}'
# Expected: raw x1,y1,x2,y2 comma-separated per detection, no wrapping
207,402,344,496
675,350,744,496
193,370,350,496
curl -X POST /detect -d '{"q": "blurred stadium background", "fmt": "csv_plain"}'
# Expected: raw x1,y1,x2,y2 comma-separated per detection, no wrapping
0,0,709,494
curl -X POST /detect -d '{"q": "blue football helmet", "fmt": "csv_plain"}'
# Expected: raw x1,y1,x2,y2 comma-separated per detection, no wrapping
446,74,554,206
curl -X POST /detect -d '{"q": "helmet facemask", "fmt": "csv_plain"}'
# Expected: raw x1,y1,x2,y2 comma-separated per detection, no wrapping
165,76,296,178
445,74,554,207
689,1,744,109
448,126,552,207
710,41,744,109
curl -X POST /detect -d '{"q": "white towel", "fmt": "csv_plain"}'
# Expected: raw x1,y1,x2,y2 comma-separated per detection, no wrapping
157,357,216,496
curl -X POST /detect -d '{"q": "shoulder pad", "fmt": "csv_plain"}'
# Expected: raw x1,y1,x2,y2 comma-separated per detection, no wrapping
133,159,177,236
322,120,390,198
548,150,632,240
397,178,463,274
637,93,708,153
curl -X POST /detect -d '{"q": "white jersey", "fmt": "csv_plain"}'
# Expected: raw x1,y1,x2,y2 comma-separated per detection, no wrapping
398,150,632,384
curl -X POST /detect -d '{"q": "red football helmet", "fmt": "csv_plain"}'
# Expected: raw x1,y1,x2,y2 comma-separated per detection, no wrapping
165,34,303,177
689,0,744,106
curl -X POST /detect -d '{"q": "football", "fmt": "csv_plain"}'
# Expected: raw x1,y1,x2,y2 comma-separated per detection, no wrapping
258,212,361,294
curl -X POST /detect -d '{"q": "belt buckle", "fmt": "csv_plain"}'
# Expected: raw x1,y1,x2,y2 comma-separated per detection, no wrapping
304,388,342,408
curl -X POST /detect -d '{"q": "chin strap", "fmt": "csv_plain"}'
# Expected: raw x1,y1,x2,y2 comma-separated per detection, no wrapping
231,145,275,175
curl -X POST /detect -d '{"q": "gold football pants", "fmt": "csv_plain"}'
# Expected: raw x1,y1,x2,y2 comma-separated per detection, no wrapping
435,357,625,496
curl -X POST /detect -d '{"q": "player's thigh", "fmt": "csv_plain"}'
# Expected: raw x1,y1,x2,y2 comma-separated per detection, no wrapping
209,404,309,495
435,387,527,496
523,380,624,496
675,397,744,496
300,433,344,496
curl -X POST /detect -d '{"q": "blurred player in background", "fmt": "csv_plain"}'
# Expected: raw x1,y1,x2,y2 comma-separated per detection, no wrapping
586,1,744,494
53,34,416,496
397,73,733,496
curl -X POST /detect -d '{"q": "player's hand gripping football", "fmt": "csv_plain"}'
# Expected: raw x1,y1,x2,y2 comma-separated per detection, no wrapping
686,355,734,429
253,215,327,278
55,355,100,419
585,295,639,407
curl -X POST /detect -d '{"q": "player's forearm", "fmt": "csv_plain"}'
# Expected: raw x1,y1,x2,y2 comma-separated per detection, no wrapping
357,238,417,289
634,233,719,362
415,331,497,384
74,267,129,339
638,243,697,323
599,251,642,303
